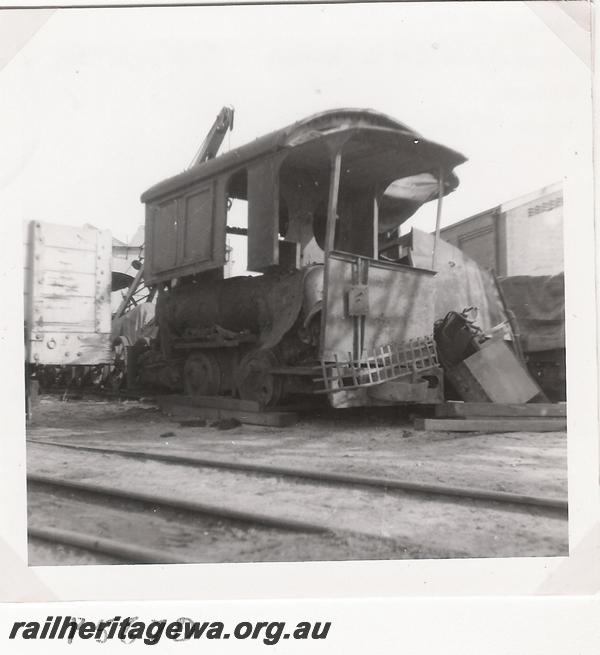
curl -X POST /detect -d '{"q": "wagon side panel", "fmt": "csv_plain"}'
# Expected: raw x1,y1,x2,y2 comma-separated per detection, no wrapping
25,221,112,366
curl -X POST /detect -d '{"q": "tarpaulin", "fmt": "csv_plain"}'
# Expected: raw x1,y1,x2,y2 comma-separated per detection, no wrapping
379,172,460,234
498,274,565,352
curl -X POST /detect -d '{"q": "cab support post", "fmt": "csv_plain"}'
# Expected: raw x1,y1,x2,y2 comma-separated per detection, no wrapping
432,168,445,269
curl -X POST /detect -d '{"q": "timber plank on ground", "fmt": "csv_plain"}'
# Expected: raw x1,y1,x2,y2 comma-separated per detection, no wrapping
155,394,263,412
435,402,566,419
155,397,297,427
414,417,567,433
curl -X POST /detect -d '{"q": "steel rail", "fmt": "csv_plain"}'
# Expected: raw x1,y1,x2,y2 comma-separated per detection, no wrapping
28,439,568,513
27,473,330,534
28,525,194,565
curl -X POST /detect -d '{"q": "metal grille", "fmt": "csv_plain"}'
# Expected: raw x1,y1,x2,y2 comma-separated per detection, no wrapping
316,335,439,394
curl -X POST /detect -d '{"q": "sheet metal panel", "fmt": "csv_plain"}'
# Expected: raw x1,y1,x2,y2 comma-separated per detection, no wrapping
448,340,540,403
150,199,178,273
145,179,226,284
321,251,436,361
247,158,281,272
504,189,563,276
409,228,507,331
182,186,214,264
438,208,499,272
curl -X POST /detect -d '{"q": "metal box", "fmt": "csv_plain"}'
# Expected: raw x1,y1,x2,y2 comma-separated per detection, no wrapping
447,339,541,403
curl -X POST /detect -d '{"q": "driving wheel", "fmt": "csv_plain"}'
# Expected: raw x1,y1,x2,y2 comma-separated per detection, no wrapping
183,351,221,398
235,348,282,407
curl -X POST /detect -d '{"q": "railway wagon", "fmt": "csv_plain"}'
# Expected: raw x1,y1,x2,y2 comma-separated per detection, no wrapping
24,221,113,410
438,183,564,277
137,109,478,408
24,221,113,366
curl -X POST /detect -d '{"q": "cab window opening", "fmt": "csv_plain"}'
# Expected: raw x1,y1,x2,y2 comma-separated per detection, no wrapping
225,169,253,278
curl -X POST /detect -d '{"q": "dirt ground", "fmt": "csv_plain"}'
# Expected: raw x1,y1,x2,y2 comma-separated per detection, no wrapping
27,395,568,563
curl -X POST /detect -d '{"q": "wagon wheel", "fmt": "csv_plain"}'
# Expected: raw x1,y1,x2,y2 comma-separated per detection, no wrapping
183,351,221,398
235,348,283,407
38,366,58,391
103,337,130,391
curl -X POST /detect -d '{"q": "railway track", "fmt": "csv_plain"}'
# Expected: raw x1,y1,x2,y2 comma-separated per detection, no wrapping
27,477,331,565
29,525,190,565
26,439,568,564
27,438,568,512
27,473,424,565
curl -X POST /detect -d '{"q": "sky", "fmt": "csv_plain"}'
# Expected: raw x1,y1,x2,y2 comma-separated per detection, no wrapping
0,2,592,274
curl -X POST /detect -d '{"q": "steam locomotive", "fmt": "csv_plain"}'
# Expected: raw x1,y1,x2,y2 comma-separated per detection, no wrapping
133,109,473,408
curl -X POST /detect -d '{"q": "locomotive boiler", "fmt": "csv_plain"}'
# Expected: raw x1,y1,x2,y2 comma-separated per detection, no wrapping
136,109,471,407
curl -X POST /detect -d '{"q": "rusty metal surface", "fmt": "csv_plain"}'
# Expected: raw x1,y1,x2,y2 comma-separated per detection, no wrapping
157,266,319,351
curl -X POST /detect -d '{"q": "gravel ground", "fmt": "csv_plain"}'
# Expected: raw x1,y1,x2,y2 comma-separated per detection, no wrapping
26,395,568,564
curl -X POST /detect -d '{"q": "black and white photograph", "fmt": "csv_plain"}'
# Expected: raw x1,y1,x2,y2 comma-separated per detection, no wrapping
1,1,596,585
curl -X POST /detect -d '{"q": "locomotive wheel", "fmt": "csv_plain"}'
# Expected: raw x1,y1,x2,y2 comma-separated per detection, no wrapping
235,349,283,407
183,351,221,398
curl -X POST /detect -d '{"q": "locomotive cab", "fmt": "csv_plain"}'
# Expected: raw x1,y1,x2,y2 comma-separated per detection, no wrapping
140,109,467,407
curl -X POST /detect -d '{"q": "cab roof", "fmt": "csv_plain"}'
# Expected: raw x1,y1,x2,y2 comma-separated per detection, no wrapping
141,108,467,203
